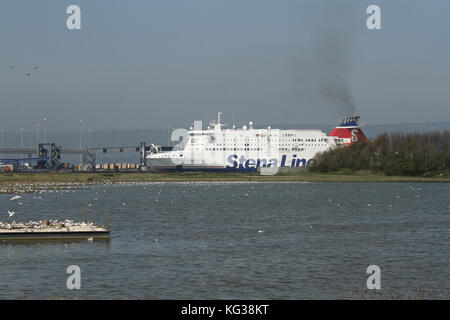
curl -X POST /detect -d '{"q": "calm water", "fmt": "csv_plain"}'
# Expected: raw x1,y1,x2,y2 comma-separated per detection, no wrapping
0,182,449,299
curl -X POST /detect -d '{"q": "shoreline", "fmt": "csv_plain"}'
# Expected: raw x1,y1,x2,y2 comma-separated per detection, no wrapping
0,172,449,186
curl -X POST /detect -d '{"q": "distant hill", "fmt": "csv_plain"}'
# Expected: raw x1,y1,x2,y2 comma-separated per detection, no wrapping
360,122,450,138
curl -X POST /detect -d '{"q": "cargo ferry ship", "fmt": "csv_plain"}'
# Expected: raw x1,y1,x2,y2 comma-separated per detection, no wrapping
146,112,367,172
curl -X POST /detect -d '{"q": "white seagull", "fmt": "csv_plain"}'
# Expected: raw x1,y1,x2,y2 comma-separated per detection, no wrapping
8,210,15,217
10,195,21,201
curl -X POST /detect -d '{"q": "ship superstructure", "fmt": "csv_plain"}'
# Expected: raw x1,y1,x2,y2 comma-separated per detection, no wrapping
147,113,367,172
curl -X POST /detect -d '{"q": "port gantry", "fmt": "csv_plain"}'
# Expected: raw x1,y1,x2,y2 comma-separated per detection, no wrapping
0,142,152,170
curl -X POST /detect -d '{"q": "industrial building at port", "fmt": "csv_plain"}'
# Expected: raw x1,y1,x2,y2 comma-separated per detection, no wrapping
0,141,154,173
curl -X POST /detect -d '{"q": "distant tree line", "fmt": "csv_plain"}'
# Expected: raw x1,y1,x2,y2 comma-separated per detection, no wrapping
310,131,450,176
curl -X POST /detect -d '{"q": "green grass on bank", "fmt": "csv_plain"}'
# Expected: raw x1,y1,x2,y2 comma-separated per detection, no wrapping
0,170,449,184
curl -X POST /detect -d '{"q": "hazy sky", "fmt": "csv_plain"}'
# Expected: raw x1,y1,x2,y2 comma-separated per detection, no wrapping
1,0,449,131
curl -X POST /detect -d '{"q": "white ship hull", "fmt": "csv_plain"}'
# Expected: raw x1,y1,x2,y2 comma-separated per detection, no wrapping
147,113,367,172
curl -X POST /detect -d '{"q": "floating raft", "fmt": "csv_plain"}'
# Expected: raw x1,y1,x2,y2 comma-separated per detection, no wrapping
0,220,110,242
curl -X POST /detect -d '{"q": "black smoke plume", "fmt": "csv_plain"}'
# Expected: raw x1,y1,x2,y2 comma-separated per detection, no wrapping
294,1,360,116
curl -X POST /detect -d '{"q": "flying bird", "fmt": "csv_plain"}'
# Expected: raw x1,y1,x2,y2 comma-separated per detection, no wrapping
10,195,21,201
8,210,15,217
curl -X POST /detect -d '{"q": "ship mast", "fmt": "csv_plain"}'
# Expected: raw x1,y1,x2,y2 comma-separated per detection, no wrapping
210,112,226,131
